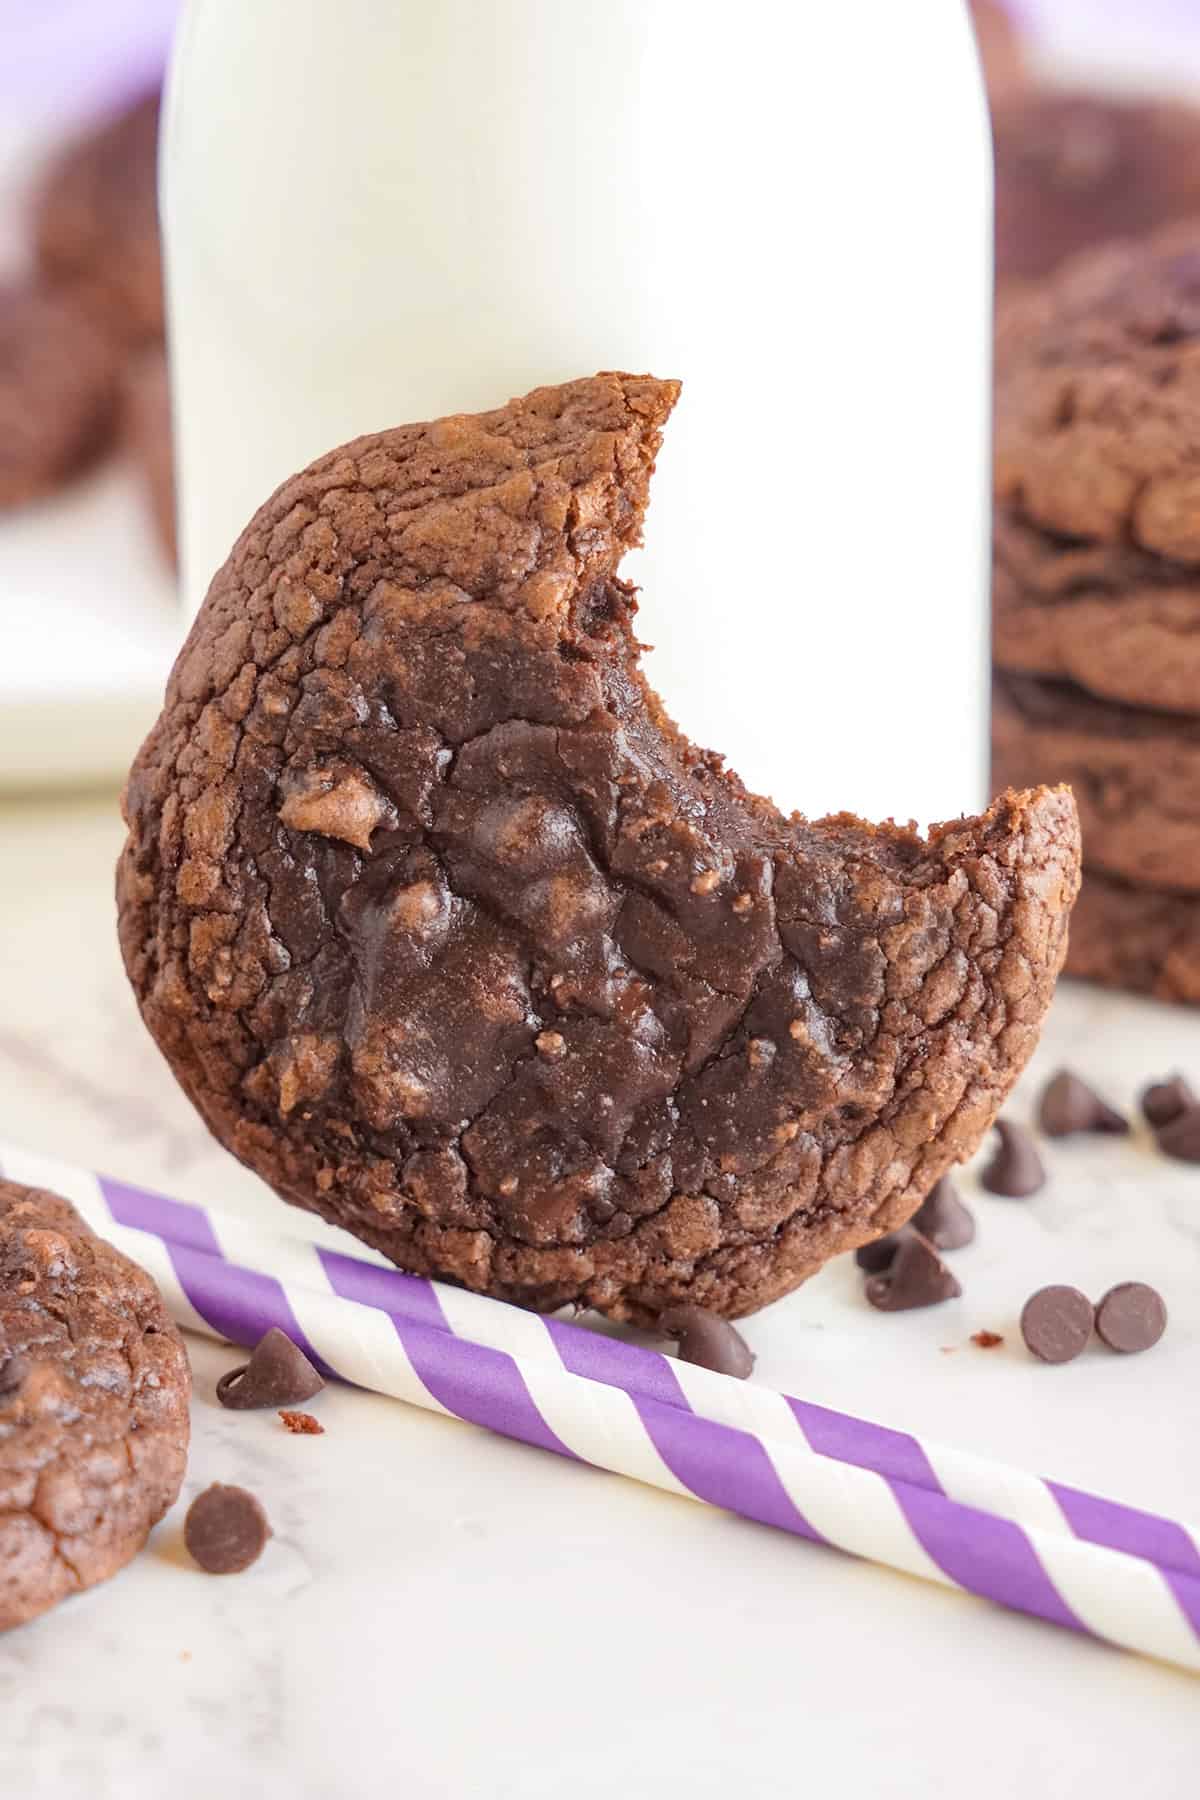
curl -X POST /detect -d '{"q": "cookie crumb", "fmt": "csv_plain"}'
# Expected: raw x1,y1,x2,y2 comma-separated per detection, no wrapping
279,1409,324,1434
971,1329,1004,1349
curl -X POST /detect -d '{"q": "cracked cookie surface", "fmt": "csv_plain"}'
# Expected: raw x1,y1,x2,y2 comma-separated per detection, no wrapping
118,373,1079,1321
0,1180,190,1631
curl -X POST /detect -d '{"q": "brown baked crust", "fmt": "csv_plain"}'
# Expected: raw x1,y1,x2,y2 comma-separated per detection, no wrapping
993,93,1200,284
123,349,176,564
992,506,1200,716
117,372,1079,1322
0,1180,190,1631
1065,870,1200,1005
34,90,163,346
993,673,1200,894
0,286,118,509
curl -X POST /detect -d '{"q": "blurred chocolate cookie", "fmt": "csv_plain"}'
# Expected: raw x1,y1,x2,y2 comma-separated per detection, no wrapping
994,223,1200,555
35,90,163,346
992,505,1200,717
123,349,176,564
0,285,118,509
993,92,1200,285
1064,871,1200,1005
993,674,1200,894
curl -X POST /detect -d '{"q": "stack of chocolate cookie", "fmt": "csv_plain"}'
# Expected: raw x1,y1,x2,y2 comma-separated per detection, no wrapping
992,224,1200,1004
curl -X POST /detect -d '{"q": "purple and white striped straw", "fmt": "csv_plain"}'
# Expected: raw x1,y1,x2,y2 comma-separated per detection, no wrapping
2,1139,1198,1674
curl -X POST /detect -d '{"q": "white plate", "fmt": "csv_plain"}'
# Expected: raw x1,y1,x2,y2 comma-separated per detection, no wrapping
0,456,183,789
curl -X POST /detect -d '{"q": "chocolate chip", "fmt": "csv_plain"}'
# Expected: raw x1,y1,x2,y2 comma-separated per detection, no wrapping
184,1483,272,1574
1095,1282,1167,1354
979,1119,1045,1197
1141,1073,1196,1130
856,1177,974,1273
1155,1105,1200,1163
864,1233,962,1312
971,1330,1004,1349
1019,1285,1094,1364
1037,1069,1127,1138
279,1409,324,1435
911,1176,975,1250
0,1354,27,1398
216,1327,324,1410
660,1304,755,1378
854,1228,910,1274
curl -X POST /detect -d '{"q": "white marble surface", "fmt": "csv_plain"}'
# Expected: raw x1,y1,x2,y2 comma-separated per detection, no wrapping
0,792,1198,1799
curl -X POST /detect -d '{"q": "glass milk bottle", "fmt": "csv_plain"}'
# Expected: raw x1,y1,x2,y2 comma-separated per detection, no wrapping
162,0,991,825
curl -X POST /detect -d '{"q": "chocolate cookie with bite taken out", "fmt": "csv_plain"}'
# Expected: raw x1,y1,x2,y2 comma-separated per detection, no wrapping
118,373,1078,1321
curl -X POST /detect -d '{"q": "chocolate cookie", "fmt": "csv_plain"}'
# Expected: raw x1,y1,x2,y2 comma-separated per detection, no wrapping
0,1179,190,1631
0,285,118,509
992,506,1200,717
117,372,1079,1323
993,93,1200,285
994,225,1200,558
123,349,176,565
35,90,163,346
993,674,1200,894
1064,870,1200,1005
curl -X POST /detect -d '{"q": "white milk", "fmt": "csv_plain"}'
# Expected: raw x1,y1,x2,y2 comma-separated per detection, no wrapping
163,0,991,826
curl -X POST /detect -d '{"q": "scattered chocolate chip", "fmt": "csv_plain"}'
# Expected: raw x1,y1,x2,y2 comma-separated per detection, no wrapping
279,1409,324,1435
854,1227,910,1274
971,1330,1004,1349
216,1327,324,1410
1037,1069,1127,1138
1019,1285,1094,1364
864,1233,962,1312
912,1176,976,1250
856,1178,974,1273
184,1483,272,1574
1141,1073,1196,1131
979,1119,1045,1197
0,1354,27,1397
1095,1282,1167,1354
660,1304,755,1378
1155,1106,1200,1163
